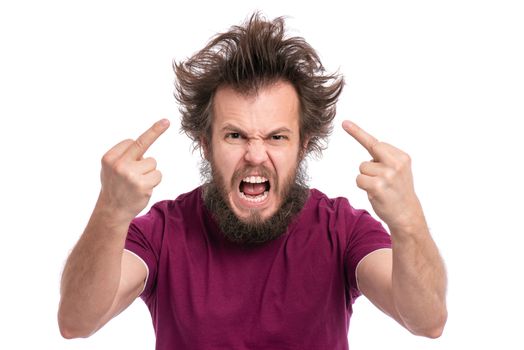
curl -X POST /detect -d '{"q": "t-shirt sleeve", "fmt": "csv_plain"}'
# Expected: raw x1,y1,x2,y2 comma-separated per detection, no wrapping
342,201,392,302
124,203,166,302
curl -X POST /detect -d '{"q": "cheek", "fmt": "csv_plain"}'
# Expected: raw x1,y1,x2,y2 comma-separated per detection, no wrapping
270,148,299,177
213,147,243,181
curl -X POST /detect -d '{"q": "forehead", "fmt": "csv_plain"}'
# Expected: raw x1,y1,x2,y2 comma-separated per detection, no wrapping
212,81,300,133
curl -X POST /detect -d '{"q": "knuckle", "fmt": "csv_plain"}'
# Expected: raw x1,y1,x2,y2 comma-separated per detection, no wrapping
372,179,387,192
355,174,364,187
102,139,133,166
384,168,396,181
134,138,145,153
402,152,412,164
150,170,162,187
394,153,411,171
371,141,383,153
113,160,128,175
122,138,134,146
124,174,140,191
149,157,158,169
398,152,411,164
101,153,113,167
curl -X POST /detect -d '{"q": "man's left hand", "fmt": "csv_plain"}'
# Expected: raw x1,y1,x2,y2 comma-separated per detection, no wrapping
342,120,424,231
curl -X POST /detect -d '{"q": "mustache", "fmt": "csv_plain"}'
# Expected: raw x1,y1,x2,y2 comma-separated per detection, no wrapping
200,157,310,246
203,180,309,246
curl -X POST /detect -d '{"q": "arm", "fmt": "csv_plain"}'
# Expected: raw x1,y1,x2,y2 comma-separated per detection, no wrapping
356,214,447,337
343,120,447,338
58,202,146,338
58,119,169,338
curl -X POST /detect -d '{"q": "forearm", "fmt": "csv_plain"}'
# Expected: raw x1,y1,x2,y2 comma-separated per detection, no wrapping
58,199,131,338
390,213,447,337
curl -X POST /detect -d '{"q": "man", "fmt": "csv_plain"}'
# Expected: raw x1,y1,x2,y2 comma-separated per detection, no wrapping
58,13,447,349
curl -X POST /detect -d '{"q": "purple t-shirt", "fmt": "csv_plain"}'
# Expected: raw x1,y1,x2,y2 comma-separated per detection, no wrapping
125,187,391,350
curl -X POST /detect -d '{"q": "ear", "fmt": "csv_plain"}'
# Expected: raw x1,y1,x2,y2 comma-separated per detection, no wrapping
299,137,310,160
200,136,210,160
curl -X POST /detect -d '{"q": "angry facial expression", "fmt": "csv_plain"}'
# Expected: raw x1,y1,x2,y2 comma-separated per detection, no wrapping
204,81,306,231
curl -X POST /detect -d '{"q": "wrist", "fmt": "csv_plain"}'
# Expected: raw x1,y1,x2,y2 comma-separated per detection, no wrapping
388,217,431,251
387,203,429,240
93,193,135,230
385,194,425,230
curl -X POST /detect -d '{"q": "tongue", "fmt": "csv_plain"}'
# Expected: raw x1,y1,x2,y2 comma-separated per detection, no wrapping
241,182,266,196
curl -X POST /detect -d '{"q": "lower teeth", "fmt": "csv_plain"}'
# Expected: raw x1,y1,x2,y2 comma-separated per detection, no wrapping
240,191,268,203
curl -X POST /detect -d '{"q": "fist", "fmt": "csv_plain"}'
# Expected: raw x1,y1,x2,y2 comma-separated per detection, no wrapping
98,119,170,221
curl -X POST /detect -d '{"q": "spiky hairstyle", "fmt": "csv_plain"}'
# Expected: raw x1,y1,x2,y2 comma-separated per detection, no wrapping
174,12,344,157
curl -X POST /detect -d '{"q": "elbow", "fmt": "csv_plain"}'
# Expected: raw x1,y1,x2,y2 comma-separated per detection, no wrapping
57,309,95,339
58,320,90,340
58,322,85,339
418,324,445,339
58,321,95,340
410,309,448,339
59,325,81,340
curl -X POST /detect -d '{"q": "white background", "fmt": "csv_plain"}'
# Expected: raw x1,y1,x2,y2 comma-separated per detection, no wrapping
1,0,523,349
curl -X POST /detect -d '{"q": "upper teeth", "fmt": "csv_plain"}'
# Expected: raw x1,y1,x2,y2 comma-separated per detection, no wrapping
242,176,268,184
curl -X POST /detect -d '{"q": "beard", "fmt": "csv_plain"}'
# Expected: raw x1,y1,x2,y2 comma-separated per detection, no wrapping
201,157,309,246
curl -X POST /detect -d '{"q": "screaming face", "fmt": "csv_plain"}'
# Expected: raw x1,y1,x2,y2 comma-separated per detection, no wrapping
202,81,309,245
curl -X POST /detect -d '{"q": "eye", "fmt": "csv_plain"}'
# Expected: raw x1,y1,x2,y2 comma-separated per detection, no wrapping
226,132,242,139
271,135,288,141
224,132,246,144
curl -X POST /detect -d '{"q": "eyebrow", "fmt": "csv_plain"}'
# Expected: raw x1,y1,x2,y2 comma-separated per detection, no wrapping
220,123,293,137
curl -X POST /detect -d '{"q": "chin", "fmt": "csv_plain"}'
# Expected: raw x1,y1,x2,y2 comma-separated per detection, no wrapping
202,174,309,246
228,190,280,222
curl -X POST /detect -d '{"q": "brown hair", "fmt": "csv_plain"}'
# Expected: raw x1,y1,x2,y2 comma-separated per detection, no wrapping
174,12,344,158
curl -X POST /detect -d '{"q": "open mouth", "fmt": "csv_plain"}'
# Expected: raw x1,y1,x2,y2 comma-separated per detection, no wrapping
239,176,271,203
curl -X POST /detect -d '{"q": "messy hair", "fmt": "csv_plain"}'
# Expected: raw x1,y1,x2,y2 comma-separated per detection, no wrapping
174,12,344,158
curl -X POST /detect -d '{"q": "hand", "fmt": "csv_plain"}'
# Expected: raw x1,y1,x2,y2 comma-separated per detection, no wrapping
98,119,170,222
342,120,423,231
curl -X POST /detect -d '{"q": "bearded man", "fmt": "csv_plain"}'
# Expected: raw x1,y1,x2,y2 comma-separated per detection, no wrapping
58,13,447,350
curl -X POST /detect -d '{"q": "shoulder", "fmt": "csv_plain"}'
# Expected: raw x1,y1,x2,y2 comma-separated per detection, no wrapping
149,186,203,214
307,188,365,221
305,188,387,242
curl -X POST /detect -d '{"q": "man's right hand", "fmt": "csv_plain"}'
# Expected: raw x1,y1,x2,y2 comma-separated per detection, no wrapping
98,119,170,222
58,119,170,339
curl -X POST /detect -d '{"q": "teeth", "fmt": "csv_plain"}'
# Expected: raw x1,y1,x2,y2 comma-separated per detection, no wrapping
242,176,268,184
239,191,269,203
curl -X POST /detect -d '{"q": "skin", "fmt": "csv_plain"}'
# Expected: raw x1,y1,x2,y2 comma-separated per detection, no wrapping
205,81,304,222
344,120,448,337
58,81,447,339
58,119,170,338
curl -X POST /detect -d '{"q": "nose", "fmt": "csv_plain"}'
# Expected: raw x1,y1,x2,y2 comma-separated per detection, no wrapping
244,139,269,165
